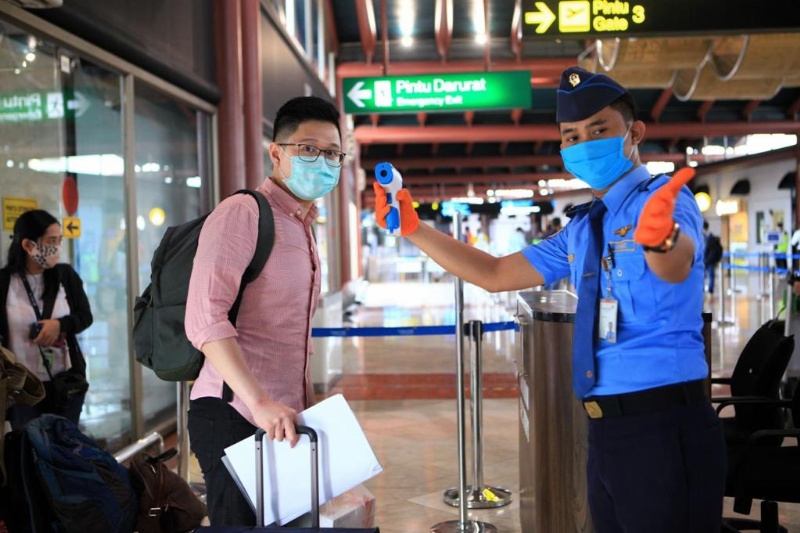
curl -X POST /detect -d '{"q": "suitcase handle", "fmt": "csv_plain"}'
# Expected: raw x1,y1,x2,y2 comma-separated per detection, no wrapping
254,425,319,527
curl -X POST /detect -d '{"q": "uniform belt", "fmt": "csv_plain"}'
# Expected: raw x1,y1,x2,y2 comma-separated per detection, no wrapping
582,380,706,419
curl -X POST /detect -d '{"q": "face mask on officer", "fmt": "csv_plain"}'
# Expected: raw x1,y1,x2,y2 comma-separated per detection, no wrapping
560,126,637,191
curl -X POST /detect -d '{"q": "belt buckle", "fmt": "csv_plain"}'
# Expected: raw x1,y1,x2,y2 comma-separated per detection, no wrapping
584,400,603,419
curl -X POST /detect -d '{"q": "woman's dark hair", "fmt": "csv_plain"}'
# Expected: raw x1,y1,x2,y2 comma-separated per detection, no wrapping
272,96,341,142
5,209,59,273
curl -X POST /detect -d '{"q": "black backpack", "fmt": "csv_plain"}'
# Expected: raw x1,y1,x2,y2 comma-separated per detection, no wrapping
2,415,138,533
132,190,274,381
705,233,723,266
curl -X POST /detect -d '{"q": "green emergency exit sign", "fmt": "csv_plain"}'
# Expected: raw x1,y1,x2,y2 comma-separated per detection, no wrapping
342,71,532,114
0,91,89,123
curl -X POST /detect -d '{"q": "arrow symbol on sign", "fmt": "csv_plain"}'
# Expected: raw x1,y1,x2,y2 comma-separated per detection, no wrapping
66,92,90,117
524,2,556,34
346,81,373,108
66,220,79,233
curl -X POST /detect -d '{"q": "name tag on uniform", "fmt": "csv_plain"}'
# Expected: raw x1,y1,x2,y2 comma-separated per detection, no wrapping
599,298,618,343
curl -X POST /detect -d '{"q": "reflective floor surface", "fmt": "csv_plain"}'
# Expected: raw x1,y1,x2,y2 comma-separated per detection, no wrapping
189,280,800,533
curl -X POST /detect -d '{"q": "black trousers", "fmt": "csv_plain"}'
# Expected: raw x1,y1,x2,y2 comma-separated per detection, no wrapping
587,399,726,533
188,397,258,526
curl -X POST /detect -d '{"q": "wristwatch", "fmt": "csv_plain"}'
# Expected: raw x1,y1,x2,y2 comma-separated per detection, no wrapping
643,223,680,253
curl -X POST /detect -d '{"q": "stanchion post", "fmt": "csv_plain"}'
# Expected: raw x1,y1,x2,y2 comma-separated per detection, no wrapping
768,263,776,319
433,218,496,533
444,321,512,510
177,381,191,481
716,259,733,327
758,253,767,326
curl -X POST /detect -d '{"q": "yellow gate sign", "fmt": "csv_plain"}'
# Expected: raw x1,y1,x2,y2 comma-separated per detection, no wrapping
63,216,81,238
3,197,38,231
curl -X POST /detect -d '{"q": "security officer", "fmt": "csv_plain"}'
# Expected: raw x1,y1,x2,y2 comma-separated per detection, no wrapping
373,66,726,532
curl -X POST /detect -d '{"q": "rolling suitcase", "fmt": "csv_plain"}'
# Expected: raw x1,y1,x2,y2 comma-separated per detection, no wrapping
197,425,380,532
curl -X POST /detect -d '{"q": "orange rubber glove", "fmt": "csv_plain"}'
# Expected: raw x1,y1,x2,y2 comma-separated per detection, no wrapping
633,167,696,247
373,181,420,236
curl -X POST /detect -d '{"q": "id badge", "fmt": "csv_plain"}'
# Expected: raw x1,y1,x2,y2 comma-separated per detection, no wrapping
38,347,57,374
599,298,618,343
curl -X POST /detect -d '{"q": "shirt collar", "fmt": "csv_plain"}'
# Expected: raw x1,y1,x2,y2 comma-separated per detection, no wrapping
599,165,652,215
258,177,318,224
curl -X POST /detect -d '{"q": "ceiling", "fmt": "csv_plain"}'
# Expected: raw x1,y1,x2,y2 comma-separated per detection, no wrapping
327,0,800,205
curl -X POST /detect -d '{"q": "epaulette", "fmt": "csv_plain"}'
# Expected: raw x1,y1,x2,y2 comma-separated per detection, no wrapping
638,174,669,192
564,201,592,219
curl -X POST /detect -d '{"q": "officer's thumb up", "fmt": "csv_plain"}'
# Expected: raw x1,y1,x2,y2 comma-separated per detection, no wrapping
373,181,420,236
634,167,695,247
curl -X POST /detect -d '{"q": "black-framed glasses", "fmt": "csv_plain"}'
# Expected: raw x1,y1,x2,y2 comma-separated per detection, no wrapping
278,143,346,167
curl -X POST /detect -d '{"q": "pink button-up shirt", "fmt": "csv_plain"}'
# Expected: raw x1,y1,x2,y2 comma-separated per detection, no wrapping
186,178,320,425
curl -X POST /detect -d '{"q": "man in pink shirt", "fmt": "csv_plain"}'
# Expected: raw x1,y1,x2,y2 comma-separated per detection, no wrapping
185,96,343,526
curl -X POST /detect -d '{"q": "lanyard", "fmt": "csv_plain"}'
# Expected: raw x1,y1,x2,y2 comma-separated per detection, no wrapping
601,244,615,299
20,274,44,321
20,274,56,379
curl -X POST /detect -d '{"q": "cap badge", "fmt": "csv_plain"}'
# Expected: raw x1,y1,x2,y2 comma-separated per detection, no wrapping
569,73,581,87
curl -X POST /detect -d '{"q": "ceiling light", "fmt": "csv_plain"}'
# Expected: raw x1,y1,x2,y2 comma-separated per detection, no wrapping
25,52,36,62
645,161,675,175
475,33,488,45
400,35,413,47
694,192,711,213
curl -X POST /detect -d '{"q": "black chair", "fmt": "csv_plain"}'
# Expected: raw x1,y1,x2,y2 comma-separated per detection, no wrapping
719,388,800,533
711,321,795,447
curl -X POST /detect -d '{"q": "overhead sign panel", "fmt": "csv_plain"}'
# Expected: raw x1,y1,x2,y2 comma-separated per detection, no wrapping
0,91,90,123
342,71,531,114
522,0,800,38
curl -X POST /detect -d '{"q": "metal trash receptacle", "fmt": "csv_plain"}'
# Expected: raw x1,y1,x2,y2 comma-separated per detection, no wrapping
516,290,593,533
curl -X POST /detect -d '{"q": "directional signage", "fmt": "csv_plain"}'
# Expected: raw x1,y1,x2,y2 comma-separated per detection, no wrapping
62,216,81,238
522,0,800,38
0,91,90,123
2,197,37,231
342,71,531,114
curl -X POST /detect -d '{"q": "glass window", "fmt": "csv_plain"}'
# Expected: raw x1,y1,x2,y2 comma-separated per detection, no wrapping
134,81,212,431
0,19,132,448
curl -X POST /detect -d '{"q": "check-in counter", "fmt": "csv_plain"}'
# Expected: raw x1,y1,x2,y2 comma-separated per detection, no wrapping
516,290,593,533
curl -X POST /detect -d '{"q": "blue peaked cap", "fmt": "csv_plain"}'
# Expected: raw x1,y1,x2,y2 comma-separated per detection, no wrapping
556,67,629,123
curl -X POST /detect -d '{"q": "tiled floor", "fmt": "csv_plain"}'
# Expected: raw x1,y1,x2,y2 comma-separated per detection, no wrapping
188,280,800,532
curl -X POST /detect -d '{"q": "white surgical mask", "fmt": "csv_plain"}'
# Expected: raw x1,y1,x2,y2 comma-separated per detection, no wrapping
279,155,340,200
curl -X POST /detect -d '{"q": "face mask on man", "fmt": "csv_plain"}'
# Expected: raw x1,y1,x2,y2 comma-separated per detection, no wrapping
28,242,61,269
560,127,636,191
279,153,341,201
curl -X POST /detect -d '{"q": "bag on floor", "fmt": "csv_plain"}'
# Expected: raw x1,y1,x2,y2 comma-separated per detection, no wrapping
132,190,274,382
4,414,138,533
0,344,45,485
127,448,207,533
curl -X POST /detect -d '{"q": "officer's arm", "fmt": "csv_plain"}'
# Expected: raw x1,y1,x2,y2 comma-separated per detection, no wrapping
643,233,695,283
406,222,545,293
633,167,697,283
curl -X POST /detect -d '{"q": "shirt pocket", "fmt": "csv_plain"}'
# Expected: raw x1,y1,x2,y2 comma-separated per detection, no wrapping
609,251,658,323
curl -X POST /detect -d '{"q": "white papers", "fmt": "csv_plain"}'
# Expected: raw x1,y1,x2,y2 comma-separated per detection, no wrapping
223,394,383,526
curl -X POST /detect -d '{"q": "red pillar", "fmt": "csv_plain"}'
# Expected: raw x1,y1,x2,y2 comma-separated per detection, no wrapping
214,0,245,198
241,0,264,190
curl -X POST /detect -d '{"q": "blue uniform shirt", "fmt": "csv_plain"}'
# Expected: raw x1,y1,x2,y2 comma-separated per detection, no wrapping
522,166,707,396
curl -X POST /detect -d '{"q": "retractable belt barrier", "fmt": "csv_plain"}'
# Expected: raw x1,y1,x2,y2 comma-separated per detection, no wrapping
311,321,518,338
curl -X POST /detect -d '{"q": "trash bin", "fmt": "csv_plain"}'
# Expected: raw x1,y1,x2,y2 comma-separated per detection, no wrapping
516,290,593,533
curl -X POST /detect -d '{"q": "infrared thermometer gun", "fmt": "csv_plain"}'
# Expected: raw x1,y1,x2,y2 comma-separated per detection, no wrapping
375,162,403,236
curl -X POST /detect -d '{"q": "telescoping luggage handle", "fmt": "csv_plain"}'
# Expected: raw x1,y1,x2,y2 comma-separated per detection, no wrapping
254,425,319,528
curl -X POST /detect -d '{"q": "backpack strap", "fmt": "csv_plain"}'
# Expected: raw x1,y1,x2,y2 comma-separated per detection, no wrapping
223,189,274,402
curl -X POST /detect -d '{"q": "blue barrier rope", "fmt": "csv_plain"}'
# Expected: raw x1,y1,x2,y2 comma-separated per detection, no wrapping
311,320,519,338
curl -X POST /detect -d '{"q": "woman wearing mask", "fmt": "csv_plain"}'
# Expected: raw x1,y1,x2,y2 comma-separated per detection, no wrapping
1,209,92,429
